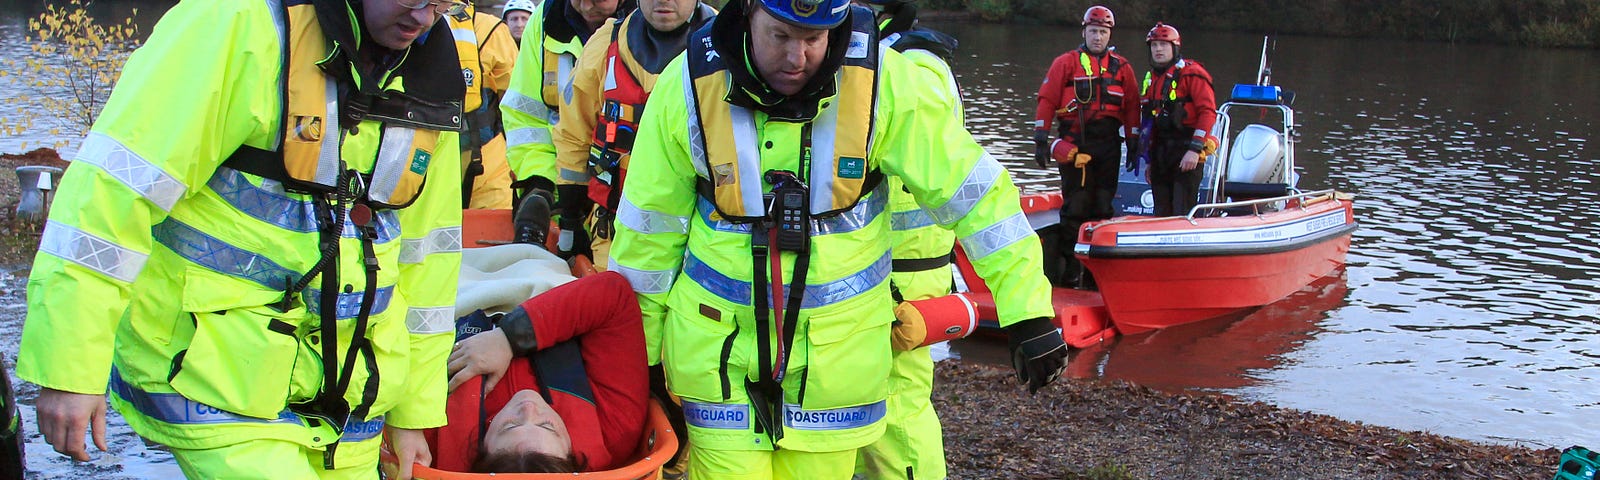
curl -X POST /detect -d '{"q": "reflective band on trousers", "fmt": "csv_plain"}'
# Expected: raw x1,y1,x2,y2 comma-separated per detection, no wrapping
39,220,149,283
109,368,384,442
682,400,750,430
210,168,400,242
683,251,890,308
75,132,187,212
923,154,1004,226
693,185,887,235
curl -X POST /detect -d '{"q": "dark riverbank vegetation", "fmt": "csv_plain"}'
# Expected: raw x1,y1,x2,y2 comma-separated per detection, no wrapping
925,0,1600,48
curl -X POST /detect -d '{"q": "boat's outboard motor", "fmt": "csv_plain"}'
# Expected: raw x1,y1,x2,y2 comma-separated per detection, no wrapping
1225,124,1284,184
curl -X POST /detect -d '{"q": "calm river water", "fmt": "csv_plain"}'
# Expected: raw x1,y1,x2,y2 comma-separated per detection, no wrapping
931,21,1599,449
0,2,1595,452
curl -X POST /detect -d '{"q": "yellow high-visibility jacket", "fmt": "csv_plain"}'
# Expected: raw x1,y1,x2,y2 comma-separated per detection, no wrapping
501,0,589,189
609,8,1052,453
17,0,462,451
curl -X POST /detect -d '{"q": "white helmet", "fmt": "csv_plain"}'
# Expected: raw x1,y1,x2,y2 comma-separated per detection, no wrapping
503,0,536,17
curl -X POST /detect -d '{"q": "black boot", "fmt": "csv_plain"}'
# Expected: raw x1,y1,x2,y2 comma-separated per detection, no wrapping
513,189,552,248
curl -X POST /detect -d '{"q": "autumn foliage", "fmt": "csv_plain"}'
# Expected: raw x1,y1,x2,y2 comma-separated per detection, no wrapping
0,0,143,149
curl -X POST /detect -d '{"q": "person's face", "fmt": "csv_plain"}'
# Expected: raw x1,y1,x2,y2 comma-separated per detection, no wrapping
505,10,531,41
482,390,573,461
642,0,696,32
1082,25,1111,54
571,0,621,28
1149,40,1174,65
749,7,830,97
363,0,445,50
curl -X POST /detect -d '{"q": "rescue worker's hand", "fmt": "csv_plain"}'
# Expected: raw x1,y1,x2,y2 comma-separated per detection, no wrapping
1073,153,1093,169
36,388,107,461
447,328,514,393
382,426,432,480
1125,136,1140,172
1179,150,1202,172
1050,139,1078,166
1032,129,1051,169
1004,317,1068,394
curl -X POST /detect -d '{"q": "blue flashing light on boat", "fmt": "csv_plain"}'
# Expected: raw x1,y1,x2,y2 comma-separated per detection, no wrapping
1230,84,1282,105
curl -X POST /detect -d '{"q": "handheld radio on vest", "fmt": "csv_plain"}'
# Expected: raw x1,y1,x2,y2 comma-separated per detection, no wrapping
764,170,809,253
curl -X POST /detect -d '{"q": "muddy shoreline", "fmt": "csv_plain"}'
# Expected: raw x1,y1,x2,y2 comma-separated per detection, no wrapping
934,362,1554,479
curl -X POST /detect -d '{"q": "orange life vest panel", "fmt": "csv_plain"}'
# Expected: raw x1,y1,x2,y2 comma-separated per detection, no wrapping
587,22,649,211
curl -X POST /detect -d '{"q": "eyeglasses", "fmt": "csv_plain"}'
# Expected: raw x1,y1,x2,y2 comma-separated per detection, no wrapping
395,0,468,15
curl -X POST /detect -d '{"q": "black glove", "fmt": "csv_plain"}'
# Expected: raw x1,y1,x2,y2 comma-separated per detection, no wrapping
1005,316,1067,394
1032,129,1051,169
1125,136,1140,172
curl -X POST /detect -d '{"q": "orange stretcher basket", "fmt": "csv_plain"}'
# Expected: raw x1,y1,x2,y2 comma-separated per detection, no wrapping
463,209,596,277
462,209,517,248
392,401,679,480
463,209,563,252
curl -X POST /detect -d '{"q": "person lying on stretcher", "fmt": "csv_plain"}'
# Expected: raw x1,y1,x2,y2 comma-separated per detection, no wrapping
424,271,650,473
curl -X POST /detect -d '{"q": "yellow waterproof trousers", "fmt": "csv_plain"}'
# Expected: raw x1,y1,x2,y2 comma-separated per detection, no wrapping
170,433,382,479
466,133,514,210
856,346,946,480
689,443,855,480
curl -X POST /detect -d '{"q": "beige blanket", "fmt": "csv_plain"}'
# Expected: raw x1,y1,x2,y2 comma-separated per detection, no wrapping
455,244,576,317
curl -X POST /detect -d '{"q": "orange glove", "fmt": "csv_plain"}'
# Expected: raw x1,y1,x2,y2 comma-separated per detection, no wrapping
1199,135,1220,160
1073,153,1092,168
1050,139,1078,165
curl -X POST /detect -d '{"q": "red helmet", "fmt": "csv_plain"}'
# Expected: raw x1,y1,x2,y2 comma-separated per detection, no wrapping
1082,5,1114,28
1146,22,1181,46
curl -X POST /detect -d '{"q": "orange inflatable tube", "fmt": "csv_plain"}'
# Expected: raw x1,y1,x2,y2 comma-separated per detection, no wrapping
892,293,980,350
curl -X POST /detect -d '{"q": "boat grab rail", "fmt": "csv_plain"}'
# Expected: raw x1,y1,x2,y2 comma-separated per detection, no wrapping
1085,189,1341,234
1185,188,1339,220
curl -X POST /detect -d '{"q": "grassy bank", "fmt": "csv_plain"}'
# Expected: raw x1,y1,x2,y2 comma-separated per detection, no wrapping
922,0,1600,48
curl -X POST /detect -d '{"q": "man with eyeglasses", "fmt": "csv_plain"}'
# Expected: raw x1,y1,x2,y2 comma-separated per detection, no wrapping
19,0,470,479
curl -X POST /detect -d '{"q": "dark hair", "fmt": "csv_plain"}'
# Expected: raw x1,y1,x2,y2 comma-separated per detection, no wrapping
472,449,583,474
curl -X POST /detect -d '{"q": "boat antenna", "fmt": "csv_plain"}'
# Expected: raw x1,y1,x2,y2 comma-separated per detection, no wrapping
1256,36,1272,86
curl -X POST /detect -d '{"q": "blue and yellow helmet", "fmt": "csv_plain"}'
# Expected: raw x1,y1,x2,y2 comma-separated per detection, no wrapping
755,0,851,29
